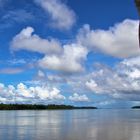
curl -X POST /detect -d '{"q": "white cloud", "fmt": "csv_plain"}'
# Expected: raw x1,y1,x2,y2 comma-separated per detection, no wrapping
39,56,140,102
86,79,104,94
0,9,35,30
11,27,62,54
121,56,140,66
11,27,88,73
77,19,140,58
7,59,27,65
17,83,34,98
38,43,88,73
69,93,89,102
1,9,34,23
85,56,140,100
11,19,139,74
97,100,115,106
0,83,65,104
0,83,15,100
35,0,76,30
37,70,45,78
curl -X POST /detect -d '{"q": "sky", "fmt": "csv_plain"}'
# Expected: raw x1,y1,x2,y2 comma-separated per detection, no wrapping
0,0,140,108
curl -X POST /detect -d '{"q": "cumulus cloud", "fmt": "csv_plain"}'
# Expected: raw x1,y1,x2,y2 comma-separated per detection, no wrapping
121,56,140,67
0,83,65,104
35,0,76,30
37,70,45,78
37,56,140,102
69,93,89,102
11,27,62,54
85,56,140,100
11,27,88,73
38,43,88,73
86,79,104,94
77,19,140,58
11,19,139,74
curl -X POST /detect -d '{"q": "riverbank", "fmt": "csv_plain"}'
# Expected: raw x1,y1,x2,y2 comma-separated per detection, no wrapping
132,106,140,109
0,104,97,110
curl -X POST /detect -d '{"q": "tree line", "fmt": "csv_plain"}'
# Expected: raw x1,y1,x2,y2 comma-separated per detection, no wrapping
0,104,97,110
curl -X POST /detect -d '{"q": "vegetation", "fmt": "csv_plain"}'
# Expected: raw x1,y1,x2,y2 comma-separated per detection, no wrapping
132,106,140,109
0,104,97,110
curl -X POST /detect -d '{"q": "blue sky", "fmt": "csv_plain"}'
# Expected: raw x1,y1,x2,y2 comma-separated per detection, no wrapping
0,0,140,108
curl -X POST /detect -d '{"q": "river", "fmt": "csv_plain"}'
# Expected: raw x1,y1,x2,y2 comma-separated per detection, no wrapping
0,109,140,140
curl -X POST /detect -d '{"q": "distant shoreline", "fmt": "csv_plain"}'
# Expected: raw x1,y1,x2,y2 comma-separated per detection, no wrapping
0,104,97,110
132,106,140,109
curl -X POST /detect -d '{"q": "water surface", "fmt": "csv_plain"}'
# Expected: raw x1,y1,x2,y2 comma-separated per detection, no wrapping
0,109,140,140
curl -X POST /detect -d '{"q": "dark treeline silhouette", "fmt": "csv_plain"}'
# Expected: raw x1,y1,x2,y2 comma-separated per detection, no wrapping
132,106,140,109
0,104,97,110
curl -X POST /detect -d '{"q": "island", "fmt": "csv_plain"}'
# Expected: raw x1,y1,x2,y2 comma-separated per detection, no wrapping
0,104,97,110
132,106,140,109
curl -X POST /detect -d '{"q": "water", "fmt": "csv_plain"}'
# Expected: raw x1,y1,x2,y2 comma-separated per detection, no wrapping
0,109,140,140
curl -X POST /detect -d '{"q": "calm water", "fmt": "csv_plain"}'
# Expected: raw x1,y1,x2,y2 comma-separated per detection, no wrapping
0,109,140,140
